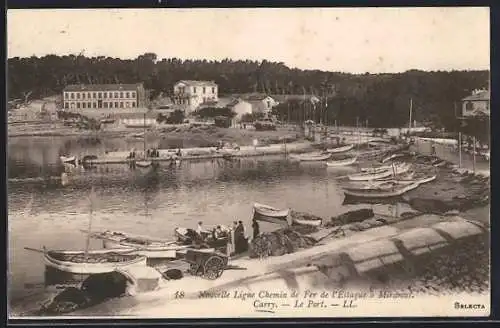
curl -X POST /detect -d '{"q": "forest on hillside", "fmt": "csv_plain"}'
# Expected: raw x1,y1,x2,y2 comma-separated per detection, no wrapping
7,53,489,129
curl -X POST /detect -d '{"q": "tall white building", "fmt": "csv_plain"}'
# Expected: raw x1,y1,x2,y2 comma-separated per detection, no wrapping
172,80,218,114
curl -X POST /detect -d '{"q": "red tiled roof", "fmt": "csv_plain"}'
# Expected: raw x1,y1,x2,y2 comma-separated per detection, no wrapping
63,83,142,92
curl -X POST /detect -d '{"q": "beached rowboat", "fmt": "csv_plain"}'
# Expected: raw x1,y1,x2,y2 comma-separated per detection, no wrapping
326,144,354,153
344,182,420,198
292,218,323,227
89,230,189,259
326,156,357,167
289,153,331,162
43,249,147,275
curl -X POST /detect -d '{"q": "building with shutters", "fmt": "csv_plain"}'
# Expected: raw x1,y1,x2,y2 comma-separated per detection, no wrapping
62,83,146,110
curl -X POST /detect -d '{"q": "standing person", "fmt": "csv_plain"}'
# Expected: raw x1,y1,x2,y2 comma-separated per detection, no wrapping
230,221,238,254
238,221,248,252
196,221,206,240
252,219,260,240
234,221,243,254
431,142,437,157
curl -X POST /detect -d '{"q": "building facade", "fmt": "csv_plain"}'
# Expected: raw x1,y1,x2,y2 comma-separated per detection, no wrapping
62,83,146,110
172,80,218,114
238,94,278,114
227,98,253,118
461,90,490,117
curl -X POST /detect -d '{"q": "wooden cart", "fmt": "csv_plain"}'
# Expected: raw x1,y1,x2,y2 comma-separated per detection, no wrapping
184,249,228,280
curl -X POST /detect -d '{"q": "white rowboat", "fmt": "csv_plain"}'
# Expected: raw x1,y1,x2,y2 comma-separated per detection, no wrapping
344,182,420,198
135,160,153,168
361,162,407,173
326,144,354,153
289,153,331,162
253,202,290,219
44,249,147,275
90,230,189,259
293,218,322,227
326,157,357,167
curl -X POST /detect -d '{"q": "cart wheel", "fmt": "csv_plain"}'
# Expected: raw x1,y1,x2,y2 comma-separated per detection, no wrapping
189,263,201,276
203,256,225,280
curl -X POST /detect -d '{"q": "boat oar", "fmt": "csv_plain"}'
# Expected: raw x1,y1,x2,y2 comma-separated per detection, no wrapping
24,247,46,254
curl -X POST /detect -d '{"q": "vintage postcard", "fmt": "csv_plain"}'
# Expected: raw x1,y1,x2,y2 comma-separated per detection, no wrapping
7,7,490,319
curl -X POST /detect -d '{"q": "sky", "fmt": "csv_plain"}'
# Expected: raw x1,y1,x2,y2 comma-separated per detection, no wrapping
7,8,490,74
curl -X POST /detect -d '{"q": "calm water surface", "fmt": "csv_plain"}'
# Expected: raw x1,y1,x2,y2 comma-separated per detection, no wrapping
8,137,395,303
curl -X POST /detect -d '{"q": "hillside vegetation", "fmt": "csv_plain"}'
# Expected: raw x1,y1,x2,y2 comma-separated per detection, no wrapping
8,53,488,129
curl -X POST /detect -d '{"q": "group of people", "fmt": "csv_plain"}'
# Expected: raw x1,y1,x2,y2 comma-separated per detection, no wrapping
146,148,160,158
194,219,261,256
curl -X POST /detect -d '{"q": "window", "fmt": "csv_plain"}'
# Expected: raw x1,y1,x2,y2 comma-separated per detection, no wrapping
98,92,102,98
77,93,80,99
93,92,96,99
88,92,91,99
71,93,75,99
64,103,69,109
64,93,68,99
212,87,215,93
110,102,113,108
465,101,474,111
88,102,91,108
267,101,271,108
132,102,136,107
103,92,107,99
120,101,124,108
104,102,108,108
108,92,112,98
131,92,136,98
115,102,119,108
82,103,86,109
82,93,86,99
77,103,81,108
202,87,206,94
126,92,130,98
114,92,119,98
120,92,123,98
193,87,197,94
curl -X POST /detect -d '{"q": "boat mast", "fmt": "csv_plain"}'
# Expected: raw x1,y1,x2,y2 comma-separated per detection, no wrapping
409,98,413,135
84,186,95,260
143,112,147,158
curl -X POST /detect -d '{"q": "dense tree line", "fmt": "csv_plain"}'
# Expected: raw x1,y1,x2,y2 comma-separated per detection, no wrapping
8,53,488,129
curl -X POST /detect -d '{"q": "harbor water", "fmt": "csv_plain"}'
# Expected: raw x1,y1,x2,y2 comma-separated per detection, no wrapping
8,136,395,305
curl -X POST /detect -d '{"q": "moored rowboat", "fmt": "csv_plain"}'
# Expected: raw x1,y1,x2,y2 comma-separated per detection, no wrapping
289,153,331,162
344,182,420,198
43,249,147,275
135,160,152,168
326,156,357,167
360,162,407,173
348,169,394,181
326,144,354,153
253,202,290,219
